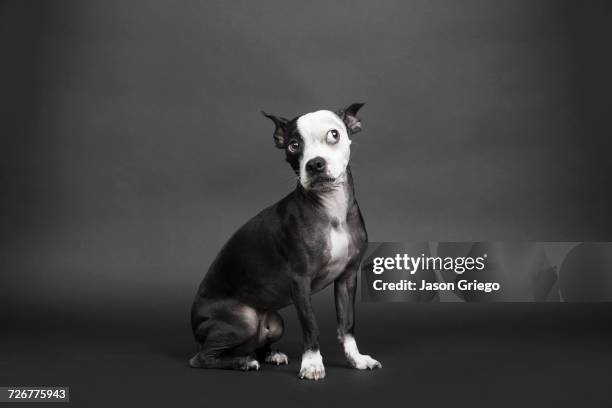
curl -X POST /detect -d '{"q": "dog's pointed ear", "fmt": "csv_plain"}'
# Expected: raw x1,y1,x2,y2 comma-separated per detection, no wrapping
262,111,289,148
337,103,364,134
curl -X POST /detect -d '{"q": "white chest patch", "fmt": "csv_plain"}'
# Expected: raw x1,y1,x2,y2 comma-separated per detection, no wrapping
329,226,350,265
322,188,350,274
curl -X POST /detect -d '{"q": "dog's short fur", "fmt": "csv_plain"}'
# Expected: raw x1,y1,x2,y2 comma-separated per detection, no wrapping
190,104,381,380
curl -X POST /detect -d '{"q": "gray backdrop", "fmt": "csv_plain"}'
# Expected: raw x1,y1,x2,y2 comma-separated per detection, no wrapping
1,2,612,406
2,0,611,310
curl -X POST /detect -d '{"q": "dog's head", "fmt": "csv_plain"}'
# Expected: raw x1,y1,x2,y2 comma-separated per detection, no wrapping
263,103,364,191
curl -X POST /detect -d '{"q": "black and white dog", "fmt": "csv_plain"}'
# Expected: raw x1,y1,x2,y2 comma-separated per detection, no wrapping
190,104,381,380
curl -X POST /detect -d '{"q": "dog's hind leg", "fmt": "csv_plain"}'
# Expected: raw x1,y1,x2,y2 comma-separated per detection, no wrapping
189,303,262,371
256,311,289,365
189,352,260,370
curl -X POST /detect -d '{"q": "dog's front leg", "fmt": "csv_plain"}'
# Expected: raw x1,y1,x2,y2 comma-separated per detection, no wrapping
334,263,382,370
291,275,325,380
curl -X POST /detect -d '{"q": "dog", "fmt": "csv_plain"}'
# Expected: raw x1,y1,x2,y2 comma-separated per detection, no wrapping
189,103,381,380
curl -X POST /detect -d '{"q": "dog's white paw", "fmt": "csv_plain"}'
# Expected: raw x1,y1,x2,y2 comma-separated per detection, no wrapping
299,362,326,380
241,358,260,371
342,335,382,370
299,350,325,380
265,351,289,365
348,354,382,370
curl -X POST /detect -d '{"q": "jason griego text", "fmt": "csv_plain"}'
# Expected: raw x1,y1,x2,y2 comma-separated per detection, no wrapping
371,279,501,293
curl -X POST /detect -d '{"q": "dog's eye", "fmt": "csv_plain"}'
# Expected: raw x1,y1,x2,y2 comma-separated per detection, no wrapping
288,141,300,153
326,129,340,144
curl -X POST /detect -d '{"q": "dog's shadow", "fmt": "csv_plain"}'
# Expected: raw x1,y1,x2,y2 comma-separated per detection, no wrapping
150,302,416,378
153,332,368,379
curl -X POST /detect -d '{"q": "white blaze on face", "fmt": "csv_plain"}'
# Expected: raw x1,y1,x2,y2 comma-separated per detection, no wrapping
296,110,351,188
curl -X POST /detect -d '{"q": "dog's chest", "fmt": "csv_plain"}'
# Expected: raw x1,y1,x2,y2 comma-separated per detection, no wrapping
326,223,350,270
312,190,352,289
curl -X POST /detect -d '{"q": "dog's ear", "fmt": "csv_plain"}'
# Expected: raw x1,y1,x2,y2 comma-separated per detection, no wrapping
337,103,364,134
262,111,289,148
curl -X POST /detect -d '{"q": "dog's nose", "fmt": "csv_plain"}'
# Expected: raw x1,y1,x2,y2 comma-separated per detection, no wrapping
305,157,326,175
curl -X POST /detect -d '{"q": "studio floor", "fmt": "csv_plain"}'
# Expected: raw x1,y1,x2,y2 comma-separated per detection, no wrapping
1,299,611,408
